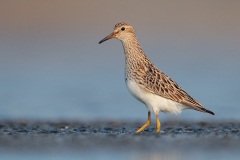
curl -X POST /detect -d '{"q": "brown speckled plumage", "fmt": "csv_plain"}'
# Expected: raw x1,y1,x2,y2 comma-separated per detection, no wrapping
99,22,214,133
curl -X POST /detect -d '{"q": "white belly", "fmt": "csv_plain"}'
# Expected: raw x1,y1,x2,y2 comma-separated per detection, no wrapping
126,79,187,115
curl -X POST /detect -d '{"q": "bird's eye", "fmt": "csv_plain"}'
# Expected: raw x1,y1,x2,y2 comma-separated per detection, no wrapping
121,27,125,31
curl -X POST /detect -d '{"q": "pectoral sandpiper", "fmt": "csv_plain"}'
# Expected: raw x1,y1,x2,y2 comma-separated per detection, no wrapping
99,23,214,133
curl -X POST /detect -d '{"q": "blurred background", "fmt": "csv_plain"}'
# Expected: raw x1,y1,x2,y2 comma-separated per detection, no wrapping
0,0,239,121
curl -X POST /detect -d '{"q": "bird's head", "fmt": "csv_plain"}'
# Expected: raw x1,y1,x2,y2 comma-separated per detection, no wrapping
99,23,135,44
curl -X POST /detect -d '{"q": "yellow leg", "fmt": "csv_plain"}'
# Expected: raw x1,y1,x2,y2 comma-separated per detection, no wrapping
156,115,161,133
136,111,151,133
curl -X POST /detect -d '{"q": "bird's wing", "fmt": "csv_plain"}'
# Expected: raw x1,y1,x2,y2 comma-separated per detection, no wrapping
139,63,209,113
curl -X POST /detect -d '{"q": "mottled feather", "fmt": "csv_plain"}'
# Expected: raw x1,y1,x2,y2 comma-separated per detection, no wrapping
99,23,214,133
102,22,214,115
141,61,207,112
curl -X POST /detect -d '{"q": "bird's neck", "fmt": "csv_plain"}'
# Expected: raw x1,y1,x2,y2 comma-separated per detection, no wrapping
121,36,149,80
121,36,145,59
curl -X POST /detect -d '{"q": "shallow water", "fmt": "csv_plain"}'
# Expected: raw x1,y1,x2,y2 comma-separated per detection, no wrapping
0,67,239,121
0,120,240,160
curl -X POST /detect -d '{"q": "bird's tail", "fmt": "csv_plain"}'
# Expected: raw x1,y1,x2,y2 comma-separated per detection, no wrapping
202,108,215,115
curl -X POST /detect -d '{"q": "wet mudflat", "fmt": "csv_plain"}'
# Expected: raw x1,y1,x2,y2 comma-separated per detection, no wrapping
0,120,240,160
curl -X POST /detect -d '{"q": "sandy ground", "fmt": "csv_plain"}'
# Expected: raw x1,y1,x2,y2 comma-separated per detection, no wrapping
0,120,239,159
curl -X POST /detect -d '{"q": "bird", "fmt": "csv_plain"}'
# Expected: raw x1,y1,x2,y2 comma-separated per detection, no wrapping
99,22,214,133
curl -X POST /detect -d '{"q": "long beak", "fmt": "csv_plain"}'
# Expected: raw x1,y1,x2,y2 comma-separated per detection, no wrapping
99,32,116,44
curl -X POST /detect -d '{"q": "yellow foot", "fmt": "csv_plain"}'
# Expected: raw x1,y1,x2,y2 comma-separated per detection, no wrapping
136,111,151,133
136,120,151,133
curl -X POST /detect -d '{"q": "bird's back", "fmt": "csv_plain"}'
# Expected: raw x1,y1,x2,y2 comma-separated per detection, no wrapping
125,49,214,115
